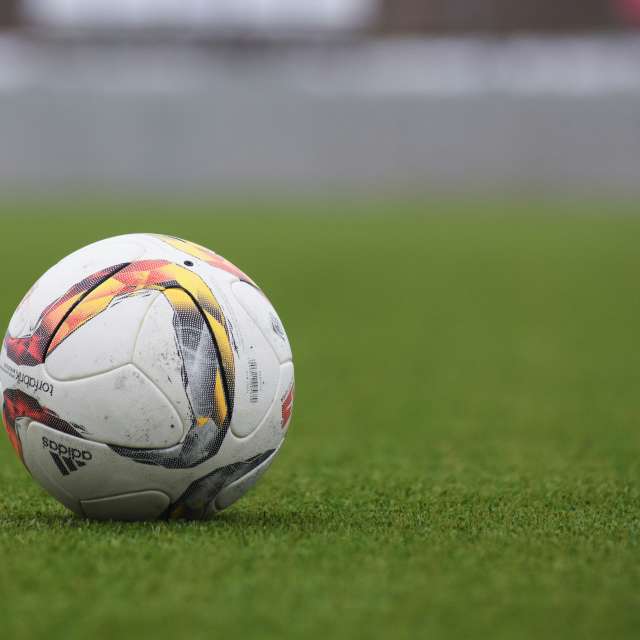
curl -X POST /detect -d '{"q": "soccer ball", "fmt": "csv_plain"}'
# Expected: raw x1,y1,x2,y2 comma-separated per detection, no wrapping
0,234,294,520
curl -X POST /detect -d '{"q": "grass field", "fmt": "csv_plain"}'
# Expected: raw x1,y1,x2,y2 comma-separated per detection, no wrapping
0,199,639,639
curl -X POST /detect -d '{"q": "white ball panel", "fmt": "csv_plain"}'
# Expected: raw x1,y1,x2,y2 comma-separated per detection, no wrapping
212,361,293,476
45,291,159,381
133,293,192,435
228,294,282,439
7,285,35,338
255,360,295,448
231,281,292,364
52,364,184,448
81,491,170,521
7,236,147,339
21,422,199,503
22,422,85,516
141,234,241,289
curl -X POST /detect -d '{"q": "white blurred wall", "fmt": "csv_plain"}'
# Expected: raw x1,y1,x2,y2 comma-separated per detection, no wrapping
23,0,376,30
1,35,639,195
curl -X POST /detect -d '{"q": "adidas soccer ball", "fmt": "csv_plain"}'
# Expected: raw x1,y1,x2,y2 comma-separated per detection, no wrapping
0,234,294,520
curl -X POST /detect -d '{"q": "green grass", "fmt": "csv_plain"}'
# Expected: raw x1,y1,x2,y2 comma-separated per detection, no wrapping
0,199,639,640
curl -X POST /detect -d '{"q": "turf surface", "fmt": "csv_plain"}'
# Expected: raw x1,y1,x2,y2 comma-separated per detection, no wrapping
0,199,639,639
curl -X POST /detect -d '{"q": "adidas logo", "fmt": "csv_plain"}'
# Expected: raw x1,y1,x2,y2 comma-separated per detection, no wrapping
42,437,92,477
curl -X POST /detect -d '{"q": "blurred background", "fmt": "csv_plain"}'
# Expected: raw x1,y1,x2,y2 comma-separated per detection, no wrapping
1,0,639,196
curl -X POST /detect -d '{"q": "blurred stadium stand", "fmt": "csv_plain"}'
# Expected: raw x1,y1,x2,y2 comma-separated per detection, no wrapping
10,0,640,36
615,0,640,26
19,0,375,37
0,1,21,29
0,1,638,196
377,1,623,33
